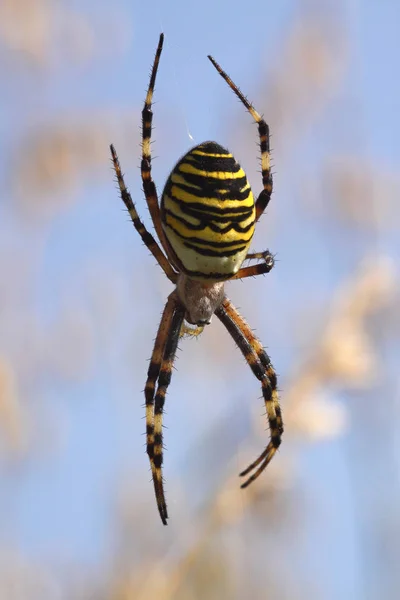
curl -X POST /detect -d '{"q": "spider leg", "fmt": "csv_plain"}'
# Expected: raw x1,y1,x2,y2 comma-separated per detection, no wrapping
145,292,185,525
207,55,272,223
110,144,177,283
141,33,175,262
215,297,283,488
145,294,176,518
230,250,275,280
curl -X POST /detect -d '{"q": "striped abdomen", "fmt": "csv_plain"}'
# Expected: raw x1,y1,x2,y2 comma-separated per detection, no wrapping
161,141,255,281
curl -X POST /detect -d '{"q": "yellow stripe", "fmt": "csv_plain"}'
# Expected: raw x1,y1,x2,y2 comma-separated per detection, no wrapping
179,162,246,179
191,150,234,158
210,212,255,230
166,208,201,227
171,172,201,189
142,137,151,159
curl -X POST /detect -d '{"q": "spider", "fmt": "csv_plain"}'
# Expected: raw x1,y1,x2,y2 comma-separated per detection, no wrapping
110,34,283,525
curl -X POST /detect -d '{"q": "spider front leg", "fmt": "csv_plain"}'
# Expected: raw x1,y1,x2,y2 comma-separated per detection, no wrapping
145,292,185,525
230,250,275,280
110,144,177,283
140,33,174,263
207,55,273,223
216,297,283,488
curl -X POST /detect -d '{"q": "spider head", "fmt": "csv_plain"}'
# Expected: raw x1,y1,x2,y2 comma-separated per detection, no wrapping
176,274,225,326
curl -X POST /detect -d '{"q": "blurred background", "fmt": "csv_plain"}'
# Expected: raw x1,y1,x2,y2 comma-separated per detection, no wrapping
0,0,399,598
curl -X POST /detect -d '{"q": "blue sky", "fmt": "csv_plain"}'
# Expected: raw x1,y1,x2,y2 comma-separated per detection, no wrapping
1,1,399,598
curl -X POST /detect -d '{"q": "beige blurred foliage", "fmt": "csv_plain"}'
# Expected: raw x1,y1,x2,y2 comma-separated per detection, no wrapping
0,551,63,600
11,111,139,221
287,257,396,440
325,158,400,230
268,14,346,134
0,359,29,458
0,0,131,69
236,6,346,184
0,0,94,67
3,0,135,221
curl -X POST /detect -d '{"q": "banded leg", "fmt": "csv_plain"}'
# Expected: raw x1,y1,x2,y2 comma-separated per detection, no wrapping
145,293,185,525
145,292,180,524
207,55,273,222
221,297,283,438
230,250,275,281
110,144,177,283
145,293,177,513
141,33,172,258
215,297,283,488
152,302,185,524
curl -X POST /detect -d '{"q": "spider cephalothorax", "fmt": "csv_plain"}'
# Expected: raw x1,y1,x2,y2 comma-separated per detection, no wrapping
176,275,225,325
110,33,283,525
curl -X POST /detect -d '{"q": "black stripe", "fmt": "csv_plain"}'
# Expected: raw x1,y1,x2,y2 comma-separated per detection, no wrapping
177,170,247,191
170,181,251,202
179,202,254,222
194,141,231,155
166,223,251,248
184,154,241,173
267,370,277,388
271,434,281,448
141,159,151,174
269,417,278,432
164,208,254,234
165,193,253,217
142,125,152,140
183,241,247,257
164,208,202,230
157,369,172,388
147,361,161,379
181,268,234,280
153,454,163,468
258,122,270,154
165,176,252,201
260,139,268,155
210,219,254,233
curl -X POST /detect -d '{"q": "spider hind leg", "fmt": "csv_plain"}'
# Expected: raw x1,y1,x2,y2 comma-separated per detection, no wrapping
145,292,185,525
216,297,283,488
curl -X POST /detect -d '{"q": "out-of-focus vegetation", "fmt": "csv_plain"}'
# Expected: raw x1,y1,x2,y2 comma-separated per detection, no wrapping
0,1,399,599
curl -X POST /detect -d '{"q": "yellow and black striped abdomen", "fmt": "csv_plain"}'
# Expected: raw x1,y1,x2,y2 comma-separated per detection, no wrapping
161,141,255,280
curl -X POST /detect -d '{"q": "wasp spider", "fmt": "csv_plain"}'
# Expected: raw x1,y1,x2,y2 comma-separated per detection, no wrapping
110,34,283,525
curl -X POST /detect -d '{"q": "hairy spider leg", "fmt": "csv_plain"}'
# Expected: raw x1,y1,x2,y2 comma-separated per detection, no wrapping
230,250,275,280
216,297,283,488
110,144,177,283
207,55,273,223
145,292,184,524
141,33,175,261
